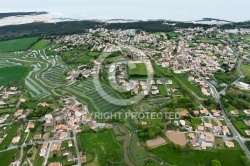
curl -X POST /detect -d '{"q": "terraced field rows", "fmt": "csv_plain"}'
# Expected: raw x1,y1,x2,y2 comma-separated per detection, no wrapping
25,64,51,99
0,59,22,68
67,79,123,112
42,55,67,87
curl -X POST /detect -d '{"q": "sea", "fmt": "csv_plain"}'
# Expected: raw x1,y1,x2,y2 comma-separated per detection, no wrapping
0,0,249,22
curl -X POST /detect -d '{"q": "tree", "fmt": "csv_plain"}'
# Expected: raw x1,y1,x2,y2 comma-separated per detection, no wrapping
148,131,155,138
211,159,222,166
53,153,57,158
241,156,250,166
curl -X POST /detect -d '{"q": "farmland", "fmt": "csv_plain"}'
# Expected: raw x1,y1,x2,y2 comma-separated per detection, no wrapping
0,66,30,86
151,144,244,166
0,37,39,52
31,39,50,50
78,130,124,165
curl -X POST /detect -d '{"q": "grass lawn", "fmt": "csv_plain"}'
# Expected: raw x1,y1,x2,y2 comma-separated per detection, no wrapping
31,39,50,50
78,130,123,165
0,149,18,165
0,37,39,52
150,60,172,77
88,51,101,57
151,144,243,166
191,118,202,128
167,32,182,38
103,55,124,64
215,137,224,149
245,141,250,152
241,64,250,77
174,74,207,98
220,120,227,126
157,84,168,96
199,39,220,45
128,63,148,76
233,121,249,137
243,35,250,40
0,124,19,150
235,121,248,129
0,66,30,86
188,42,198,47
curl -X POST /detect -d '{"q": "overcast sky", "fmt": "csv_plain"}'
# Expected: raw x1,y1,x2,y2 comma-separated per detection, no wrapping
0,0,249,21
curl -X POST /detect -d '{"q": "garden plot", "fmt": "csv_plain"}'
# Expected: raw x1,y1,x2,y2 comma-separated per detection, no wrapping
147,136,167,148
166,131,187,146
67,79,123,112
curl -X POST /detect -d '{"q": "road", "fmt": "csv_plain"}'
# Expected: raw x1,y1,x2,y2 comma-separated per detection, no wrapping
180,35,250,159
43,142,52,166
65,104,81,166
193,63,250,159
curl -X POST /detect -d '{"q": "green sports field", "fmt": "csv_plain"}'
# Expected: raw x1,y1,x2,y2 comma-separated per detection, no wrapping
128,63,148,76
0,37,39,52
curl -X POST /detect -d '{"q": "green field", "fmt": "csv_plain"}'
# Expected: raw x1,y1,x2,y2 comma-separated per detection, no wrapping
88,51,101,57
157,84,168,96
174,74,208,98
199,39,221,45
0,124,19,150
167,32,182,39
241,64,250,77
151,60,172,77
128,63,148,76
231,120,249,137
78,130,123,165
245,141,250,152
235,121,248,129
151,145,243,166
0,66,30,86
241,35,250,40
191,118,202,128
0,37,39,52
215,137,224,148
31,39,50,50
103,55,124,64
0,149,18,165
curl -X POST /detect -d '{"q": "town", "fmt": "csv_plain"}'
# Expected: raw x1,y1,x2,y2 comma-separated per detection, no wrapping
0,21,250,166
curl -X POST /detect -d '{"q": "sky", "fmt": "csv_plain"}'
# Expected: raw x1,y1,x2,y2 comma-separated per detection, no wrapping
0,0,249,21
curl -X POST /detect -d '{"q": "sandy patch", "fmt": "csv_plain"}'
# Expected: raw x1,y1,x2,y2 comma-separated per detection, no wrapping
0,15,54,27
166,131,187,146
146,136,166,148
